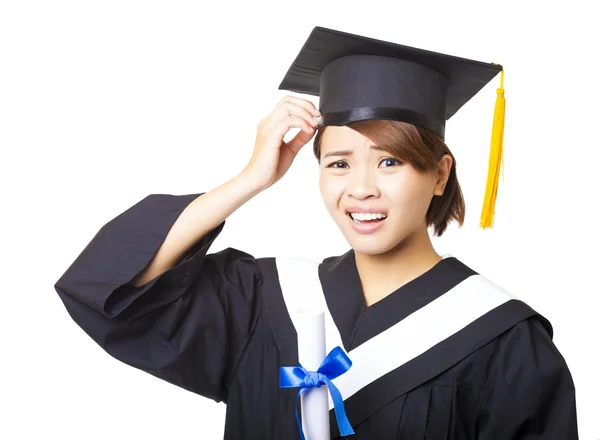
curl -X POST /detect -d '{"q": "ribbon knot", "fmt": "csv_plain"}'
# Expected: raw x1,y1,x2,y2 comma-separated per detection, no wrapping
303,371,323,388
280,346,355,439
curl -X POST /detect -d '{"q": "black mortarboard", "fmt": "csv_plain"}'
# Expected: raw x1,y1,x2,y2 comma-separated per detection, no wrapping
278,26,506,229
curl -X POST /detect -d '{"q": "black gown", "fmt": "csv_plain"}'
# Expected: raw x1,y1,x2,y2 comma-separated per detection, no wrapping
54,192,579,439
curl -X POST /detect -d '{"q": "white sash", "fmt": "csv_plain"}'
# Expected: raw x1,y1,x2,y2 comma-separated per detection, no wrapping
275,255,518,410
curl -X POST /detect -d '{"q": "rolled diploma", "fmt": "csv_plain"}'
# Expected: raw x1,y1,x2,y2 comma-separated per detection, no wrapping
297,308,330,440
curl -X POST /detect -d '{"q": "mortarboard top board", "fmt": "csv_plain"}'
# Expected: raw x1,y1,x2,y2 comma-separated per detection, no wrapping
278,26,506,229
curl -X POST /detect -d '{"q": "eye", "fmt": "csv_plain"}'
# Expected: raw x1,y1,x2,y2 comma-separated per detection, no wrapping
325,158,402,169
326,160,348,169
380,157,402,167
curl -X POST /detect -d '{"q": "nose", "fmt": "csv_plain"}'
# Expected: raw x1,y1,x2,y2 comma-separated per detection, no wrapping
347,166,379,200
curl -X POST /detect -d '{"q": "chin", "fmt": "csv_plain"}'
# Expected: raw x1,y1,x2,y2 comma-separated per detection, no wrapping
344,231,404,256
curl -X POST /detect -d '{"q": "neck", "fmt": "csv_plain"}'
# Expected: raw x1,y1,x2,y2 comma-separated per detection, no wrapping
353,225,442,306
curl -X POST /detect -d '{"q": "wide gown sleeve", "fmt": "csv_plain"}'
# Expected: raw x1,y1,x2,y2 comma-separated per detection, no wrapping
53,193,262,404
474,317,578,439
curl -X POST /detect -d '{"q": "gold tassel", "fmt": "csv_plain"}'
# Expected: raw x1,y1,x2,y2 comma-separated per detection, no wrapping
480,65,505,229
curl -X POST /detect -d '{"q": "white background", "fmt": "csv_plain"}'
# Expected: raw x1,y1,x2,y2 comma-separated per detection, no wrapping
1,0,598,439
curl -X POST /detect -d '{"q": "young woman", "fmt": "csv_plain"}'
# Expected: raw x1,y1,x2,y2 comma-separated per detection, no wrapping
54,27,578,439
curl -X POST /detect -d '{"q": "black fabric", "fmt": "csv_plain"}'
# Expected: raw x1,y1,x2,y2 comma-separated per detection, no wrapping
327,300,544,438
54,193,578,439
54,192,261,404
319,250,480,351
278,26,503,140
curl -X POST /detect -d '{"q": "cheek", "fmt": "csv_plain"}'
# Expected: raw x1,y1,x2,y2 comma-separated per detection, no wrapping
319,176,345,202
381,180,408,204
384,178,430,210
319,177,334,212
320,180,348,221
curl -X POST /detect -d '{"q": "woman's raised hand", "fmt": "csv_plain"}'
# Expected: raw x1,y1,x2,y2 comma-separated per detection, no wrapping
242,95,320,191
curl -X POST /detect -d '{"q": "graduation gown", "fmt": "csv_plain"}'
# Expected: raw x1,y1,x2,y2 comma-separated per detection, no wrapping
54,192,579,439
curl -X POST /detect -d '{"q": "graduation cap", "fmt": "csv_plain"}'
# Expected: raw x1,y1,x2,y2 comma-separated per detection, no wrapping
278,26,506,229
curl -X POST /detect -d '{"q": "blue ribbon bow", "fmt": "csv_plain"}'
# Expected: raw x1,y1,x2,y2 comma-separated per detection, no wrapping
279,346,355,439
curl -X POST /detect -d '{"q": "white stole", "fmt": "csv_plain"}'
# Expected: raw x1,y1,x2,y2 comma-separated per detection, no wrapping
275,255,518,410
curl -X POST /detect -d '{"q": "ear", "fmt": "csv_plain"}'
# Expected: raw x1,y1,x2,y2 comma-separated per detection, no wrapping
434,154,453,196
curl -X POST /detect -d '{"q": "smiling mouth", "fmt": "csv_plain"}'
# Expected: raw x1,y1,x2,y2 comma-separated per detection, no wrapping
347,212,388,224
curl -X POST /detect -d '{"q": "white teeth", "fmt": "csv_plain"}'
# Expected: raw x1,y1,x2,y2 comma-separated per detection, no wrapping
349,212,387,221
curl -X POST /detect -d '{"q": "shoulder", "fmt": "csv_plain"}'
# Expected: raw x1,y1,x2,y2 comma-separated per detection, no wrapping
472,314,578,437
494,315,556,357
493,313,564,370
450,256,555,339
474,310,573,403
441,262,563,383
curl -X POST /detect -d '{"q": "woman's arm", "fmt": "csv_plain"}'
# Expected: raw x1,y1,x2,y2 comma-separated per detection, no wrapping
129,171,263,287
130,93,321,287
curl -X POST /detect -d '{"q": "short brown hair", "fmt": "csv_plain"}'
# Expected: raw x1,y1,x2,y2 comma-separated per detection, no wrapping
313,120,465,237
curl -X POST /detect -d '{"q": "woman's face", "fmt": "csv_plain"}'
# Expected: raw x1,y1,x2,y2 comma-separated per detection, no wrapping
318,125,446,256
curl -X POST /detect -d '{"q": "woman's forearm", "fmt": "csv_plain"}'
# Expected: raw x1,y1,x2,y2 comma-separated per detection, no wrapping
129,172,263,287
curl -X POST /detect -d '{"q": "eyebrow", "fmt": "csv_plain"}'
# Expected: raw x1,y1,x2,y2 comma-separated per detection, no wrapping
323,145,388,158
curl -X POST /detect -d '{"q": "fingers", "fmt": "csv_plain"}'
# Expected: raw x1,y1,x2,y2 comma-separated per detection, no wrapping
263,106,317,137
262,96,320,135
287,110,317,134
286,120,318,154
277,95,321,118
